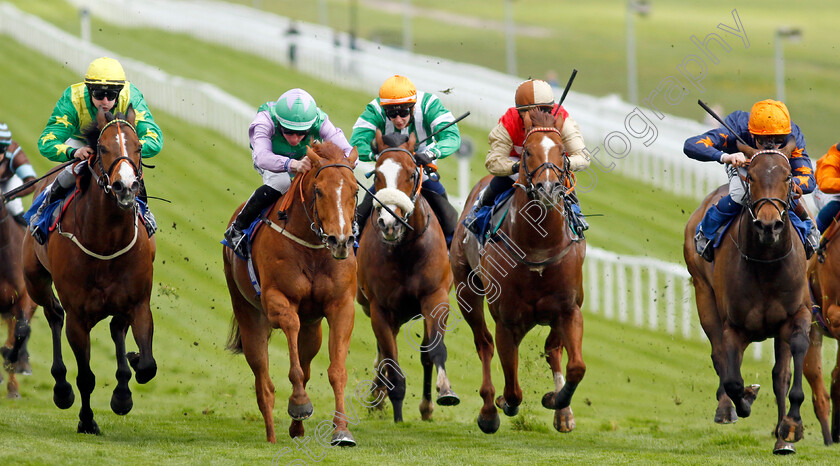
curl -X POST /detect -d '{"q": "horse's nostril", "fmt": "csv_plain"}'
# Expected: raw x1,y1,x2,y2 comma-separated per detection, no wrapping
112,181,124,193
326,236,338,247
773,220,785,233
131,181,140,193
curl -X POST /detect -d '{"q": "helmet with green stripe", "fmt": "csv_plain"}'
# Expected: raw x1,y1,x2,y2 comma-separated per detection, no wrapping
271,89,318,132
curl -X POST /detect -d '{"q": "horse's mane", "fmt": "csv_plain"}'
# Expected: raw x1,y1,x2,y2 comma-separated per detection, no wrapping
527,108,558,129
312,141,349,163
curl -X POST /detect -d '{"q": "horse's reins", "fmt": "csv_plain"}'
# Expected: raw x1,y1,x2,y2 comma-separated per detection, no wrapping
60,118,143,260
732,149,797,263
516,127,575,201
369,147,425,239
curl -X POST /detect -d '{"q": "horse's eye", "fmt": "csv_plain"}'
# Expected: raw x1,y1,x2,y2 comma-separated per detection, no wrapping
314,187,322,197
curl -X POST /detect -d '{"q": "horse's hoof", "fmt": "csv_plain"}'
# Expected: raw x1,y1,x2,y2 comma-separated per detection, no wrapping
714,405,737,424
477,413,500,434
110,390,133,415
53,383,75,409
77,420,100,435
744,384,760,404
554,406,575,433
7,390,21,400
773,438,796,455
289,420,305,438
437,390,460,406
331,429,356,447
419,398,434,421
777,416,804,443
287,400,314,421
495,396,519,417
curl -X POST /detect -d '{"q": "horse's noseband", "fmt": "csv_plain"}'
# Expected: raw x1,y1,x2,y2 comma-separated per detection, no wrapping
91,118,142,195
374,147,422,224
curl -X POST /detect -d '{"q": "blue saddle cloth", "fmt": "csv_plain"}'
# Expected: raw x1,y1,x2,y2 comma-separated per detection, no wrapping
465,188,515,243
711,210,810,248
220,207,272,256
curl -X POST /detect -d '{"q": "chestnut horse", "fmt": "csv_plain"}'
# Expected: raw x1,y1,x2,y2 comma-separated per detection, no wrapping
224,142,359,444
0,192,37,398
684,148,810,454
22,107,157,434
356,130,458,422
806,233,840,445
451,109,586,434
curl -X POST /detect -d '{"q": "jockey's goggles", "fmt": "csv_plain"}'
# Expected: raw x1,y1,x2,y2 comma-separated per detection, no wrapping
753,134,790,150
384,105,413,119
280,125,309,137
516,104,554,114
89,85,122,101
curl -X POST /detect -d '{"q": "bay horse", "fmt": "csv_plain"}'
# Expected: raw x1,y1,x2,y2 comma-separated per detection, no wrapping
684,148,811,454
0,192,37,398
224,142,359,445
21,106,157,434
805,231,840,445
356,130,458,423
450,109,586,434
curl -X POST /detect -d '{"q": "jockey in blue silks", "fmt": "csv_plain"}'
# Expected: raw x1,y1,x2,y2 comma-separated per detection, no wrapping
684,99,818,262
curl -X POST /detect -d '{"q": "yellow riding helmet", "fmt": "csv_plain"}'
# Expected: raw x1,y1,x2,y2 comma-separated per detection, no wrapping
84,57,126,86
748,99,792,135
515,79,554,109
379,75,416,106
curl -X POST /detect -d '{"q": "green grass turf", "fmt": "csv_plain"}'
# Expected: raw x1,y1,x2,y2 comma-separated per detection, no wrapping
1,2,839,463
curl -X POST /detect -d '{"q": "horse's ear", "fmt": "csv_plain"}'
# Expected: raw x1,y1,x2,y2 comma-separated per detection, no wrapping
553,112,565,131
522,110,533,131
374,129,384,157
306,145,322,165
125,103,136,125
95,107,109,129
407,132,416,152
780,136,797,158
347,146,359,166
736,140,757,159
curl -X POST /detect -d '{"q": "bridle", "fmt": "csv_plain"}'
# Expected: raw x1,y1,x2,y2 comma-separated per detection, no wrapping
88,118,142,195
733,149,796,263
515,127,573,201
372,147,424,231
302,162,358,245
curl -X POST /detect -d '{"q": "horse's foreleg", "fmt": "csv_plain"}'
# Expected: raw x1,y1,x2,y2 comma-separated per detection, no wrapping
721,326,756,419
803,325,832,445
422,291,459,415
369,302,404,423
494,324,523,417
544,305,586,411
772,338,795,453
777,314,809,446
453,278,497,433
13,297,36,375
66,317,98,435
45,297,73,410
127,303,157,384
109,315,133,415
2,295,32,370
263,289,309,426
543,327,574,432
831,344,840,443
2,314,19,399
293,322,322,439
325,298,356,447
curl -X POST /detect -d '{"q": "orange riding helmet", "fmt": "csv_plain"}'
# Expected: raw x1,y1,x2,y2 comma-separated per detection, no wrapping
748,99,792,136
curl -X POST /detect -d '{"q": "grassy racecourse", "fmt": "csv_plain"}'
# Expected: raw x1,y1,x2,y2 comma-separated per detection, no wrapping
0,1,838,463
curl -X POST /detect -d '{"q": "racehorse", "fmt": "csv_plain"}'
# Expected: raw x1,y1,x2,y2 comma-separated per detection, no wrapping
224,142,359,445
806,230,840,446
22,106,157,434
450,109,586,434
0,192,37,398
356,130,458,422
684,148,811,454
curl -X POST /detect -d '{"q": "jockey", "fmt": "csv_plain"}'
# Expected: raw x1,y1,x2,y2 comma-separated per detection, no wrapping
350,75,461,248
31,57,163,244
463,79,592,237
814,143,840,233
0,122,38,225
224,88,354,259
684,99,817,262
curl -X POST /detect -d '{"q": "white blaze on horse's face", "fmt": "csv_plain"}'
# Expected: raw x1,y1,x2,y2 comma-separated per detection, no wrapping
539,135,556,184
378,158,403,227
114,131,137,188
335,178,346,234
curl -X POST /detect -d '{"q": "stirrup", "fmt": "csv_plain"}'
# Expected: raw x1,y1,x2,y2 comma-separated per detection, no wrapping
694,230,714,262
225,225,248,259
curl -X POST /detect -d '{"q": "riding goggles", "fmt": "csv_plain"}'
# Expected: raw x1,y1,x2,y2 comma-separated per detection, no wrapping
89,86,122,101
384,105,413,119
280,125,309,137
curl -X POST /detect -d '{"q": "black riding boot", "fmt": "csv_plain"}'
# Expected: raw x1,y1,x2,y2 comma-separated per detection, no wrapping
225,185,282,259
30,177,73,245
355,188,375,240
465,176,514,235
421,187,458,249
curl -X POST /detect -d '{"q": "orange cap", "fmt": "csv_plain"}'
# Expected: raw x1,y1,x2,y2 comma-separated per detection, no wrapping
748,99,791,135
379,75,417,106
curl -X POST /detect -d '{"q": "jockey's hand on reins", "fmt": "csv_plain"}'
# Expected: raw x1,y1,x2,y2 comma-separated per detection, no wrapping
414,151,434,167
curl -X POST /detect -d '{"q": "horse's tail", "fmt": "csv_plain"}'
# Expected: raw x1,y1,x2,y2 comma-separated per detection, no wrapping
225,316,244,354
